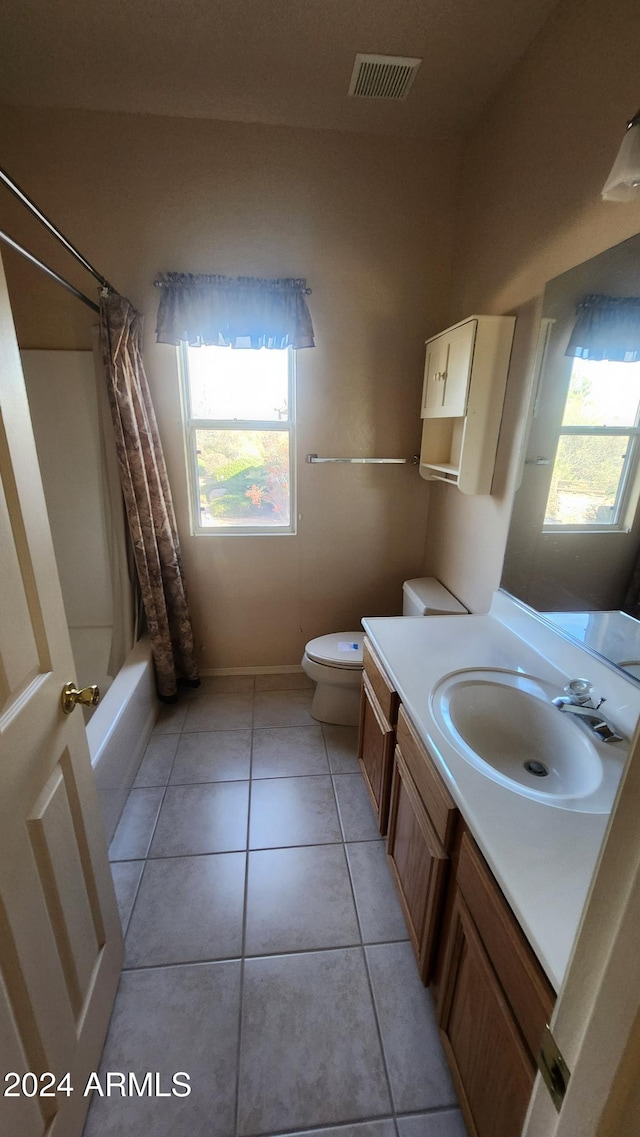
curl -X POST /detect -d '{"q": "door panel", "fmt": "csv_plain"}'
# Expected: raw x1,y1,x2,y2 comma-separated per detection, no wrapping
0,252,123,1137
387,748,449,983
358,674,394,833
438,890,534,1137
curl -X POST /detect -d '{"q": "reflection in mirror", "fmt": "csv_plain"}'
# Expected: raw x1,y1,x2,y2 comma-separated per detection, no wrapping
501,232,640,681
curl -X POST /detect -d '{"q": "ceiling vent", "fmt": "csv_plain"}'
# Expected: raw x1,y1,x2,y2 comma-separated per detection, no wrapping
348,54,422,101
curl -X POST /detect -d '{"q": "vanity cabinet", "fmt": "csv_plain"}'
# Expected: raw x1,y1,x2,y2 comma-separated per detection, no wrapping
358,639,399,835
419,314,515,495
436,829,555,1137
386,706,458,982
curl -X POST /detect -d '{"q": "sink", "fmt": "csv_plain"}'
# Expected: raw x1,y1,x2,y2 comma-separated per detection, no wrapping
430,668,624,813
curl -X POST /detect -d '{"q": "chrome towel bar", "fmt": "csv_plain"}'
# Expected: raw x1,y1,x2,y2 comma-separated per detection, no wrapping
306,454,419,464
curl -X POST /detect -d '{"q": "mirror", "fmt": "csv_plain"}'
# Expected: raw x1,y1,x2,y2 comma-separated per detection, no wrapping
502,231,640,681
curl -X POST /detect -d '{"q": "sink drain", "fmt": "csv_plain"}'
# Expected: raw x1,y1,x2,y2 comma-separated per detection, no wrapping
524,760,549,777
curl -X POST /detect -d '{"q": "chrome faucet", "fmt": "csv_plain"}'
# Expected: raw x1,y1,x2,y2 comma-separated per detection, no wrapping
552,679,624,743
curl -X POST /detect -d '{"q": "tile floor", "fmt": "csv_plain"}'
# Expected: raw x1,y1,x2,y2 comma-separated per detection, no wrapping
85,674,468,1137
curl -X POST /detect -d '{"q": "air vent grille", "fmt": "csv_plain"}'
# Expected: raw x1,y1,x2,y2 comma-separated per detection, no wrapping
348,54,422,101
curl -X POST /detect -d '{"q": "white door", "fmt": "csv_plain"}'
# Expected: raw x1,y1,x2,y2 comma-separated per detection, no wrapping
0,254,123,1137
440,320,474,418
421,322,475,420
421,335,447,417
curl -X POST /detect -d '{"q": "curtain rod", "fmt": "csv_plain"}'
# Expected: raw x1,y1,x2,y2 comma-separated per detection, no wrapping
0,165,116,293
0,229,100,313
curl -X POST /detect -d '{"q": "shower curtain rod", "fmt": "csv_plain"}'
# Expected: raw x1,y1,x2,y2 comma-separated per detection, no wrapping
0,228,100,313
0,165,116,293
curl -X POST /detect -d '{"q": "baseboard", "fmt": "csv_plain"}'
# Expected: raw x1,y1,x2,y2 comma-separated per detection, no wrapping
199,664,305,676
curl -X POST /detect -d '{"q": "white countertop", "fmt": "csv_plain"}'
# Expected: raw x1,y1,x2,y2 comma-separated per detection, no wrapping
362,592,640,992
544,609,640,675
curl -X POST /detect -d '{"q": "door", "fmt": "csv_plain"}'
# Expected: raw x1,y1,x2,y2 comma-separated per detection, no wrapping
421,335,447,417
357,674,394,834
0,255,123,1137
438,887,534,1137
441,320,475,418
422,322,475,420
386,747,449,983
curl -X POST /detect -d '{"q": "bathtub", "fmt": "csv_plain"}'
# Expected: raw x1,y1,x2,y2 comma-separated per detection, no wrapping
87,637,158,845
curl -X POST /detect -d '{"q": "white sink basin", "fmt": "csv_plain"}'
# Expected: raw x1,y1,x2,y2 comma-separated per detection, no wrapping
430,668,624,813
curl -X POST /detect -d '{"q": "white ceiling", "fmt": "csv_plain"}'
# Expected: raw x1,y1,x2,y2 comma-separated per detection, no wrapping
0,0,560,139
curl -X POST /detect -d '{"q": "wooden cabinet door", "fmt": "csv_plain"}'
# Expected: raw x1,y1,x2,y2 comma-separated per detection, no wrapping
358,673,395,835
438,888,535,1137
387,746,449,983
421,335,447,417
423,321,475,420
440,320,475,418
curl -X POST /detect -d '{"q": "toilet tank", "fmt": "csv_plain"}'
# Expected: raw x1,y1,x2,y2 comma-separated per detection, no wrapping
402,577,467,617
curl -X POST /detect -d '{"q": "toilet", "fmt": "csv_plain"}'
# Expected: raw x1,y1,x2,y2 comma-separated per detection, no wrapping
301,577,467,726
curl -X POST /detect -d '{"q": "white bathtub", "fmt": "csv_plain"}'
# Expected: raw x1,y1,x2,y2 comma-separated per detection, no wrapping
87,637,157,845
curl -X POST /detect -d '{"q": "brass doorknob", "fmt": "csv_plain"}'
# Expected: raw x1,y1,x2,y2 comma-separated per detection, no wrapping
61,682,100,715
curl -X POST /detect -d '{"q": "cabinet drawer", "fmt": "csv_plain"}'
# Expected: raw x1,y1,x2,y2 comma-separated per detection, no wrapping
363,639,398,726
457,830,555,1059
396,706,457,849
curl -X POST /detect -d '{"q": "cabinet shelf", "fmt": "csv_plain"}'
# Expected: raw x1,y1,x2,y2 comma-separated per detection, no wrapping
419,315,515,495
421,461,460,475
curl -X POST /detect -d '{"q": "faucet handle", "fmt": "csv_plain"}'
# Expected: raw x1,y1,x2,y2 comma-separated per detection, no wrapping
564,678,602,708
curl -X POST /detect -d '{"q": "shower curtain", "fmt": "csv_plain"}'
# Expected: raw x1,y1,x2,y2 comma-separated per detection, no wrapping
99,292,199,700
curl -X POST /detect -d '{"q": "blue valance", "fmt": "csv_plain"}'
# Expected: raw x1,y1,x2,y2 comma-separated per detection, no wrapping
565,294,640,362
155,273,315,350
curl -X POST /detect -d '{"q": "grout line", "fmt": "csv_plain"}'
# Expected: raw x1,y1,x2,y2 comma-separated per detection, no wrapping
119,864,144,940
362,943,398,1118
338,785,397,1121
395,1106,465,1117
129,769,363,787
111,836,382,865
120,937,411,972
234,690,256,1137
118,732,185,951
240,1114,400,1132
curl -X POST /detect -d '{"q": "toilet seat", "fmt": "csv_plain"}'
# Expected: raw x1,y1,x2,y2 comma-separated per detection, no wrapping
305,632,364,670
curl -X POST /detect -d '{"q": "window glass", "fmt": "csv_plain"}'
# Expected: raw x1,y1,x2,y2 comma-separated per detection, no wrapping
544,356,640,530
195,429,290,528
562,359,640,427
187,346,289,421
181,344,294,535
545,434,631,526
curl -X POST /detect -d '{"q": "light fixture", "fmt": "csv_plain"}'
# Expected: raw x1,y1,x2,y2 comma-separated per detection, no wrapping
601,109,640,201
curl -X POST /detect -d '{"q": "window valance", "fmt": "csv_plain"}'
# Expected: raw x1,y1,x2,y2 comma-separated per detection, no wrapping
155,272,315,350
565,294,640,362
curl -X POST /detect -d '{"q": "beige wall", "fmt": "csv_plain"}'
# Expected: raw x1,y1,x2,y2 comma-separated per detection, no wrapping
424,0,640,612
0,107,460,668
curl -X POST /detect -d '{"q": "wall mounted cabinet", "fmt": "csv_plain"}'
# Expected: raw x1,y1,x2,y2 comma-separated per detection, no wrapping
419,315,515,494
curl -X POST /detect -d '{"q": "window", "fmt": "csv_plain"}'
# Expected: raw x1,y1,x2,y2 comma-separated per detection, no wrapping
180,344,295,534
544,356,640,530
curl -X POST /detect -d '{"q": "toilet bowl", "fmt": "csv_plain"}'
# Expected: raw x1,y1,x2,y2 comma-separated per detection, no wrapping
301,578,467,727
302,633,364,727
